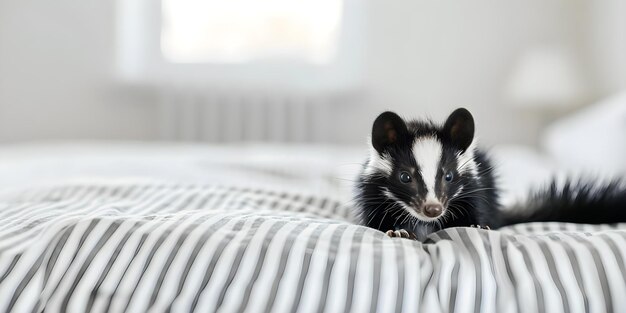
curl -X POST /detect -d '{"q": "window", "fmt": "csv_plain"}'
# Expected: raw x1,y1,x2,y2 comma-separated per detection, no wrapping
117,0,364,89
161,0,342,64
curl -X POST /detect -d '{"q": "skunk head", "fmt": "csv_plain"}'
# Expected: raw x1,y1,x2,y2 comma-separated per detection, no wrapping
361,108,478,224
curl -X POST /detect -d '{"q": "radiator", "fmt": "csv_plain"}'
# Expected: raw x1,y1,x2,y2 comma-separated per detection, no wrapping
157,88,359,142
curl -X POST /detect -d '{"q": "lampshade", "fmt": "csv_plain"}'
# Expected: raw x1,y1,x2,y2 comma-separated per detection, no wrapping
506,46,588,110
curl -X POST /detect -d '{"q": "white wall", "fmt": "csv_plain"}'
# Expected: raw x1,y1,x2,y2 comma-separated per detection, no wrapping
0,0,157,142
361,0,588,146
0,0,622,146
324,0,626,147
586,0,626,96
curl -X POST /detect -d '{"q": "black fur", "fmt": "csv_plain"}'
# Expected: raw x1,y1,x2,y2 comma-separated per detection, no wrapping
500,179,626,226
442,108,475,152
371,111,411,153
355,108,626,240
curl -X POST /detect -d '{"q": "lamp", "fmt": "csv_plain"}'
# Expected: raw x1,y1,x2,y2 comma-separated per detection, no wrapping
505,46,588,110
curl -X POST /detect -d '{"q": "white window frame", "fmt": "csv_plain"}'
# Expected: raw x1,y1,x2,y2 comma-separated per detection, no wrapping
116,0,366,91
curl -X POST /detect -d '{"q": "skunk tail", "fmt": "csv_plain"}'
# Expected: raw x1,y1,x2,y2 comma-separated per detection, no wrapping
500,179,626,226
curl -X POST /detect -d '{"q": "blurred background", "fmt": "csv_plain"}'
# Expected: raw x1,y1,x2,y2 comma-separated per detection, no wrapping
0,0,625,204
0,0,624,183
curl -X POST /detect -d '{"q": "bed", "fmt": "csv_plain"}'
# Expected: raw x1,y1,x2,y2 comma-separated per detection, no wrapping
0,141,624,313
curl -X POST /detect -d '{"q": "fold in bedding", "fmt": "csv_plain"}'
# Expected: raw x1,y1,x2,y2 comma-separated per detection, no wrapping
0,182,625,312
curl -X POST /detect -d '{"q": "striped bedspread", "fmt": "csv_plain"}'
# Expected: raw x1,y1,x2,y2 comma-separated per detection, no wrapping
1,182,625,313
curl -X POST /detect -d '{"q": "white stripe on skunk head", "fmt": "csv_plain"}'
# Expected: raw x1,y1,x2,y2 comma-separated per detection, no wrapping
365,108,476,223
412,137,442,203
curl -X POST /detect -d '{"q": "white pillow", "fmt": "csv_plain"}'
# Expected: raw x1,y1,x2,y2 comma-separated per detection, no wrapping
542,91,626,178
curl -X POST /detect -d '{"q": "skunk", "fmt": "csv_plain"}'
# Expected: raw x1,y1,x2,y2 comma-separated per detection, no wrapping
354,108,626,240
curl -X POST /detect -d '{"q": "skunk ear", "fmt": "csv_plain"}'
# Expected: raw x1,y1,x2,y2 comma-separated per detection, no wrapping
371,111,409,153
442,108,474,152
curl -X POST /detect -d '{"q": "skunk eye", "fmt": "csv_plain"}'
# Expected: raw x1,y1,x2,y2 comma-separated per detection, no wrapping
399,171,412,183
444,172,454,182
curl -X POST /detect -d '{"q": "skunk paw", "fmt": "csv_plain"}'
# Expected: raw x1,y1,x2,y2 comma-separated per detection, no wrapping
470,225,491,230
385,229,417,240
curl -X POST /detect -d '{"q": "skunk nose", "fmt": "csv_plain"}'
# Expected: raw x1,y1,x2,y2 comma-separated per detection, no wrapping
423,203,443,218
